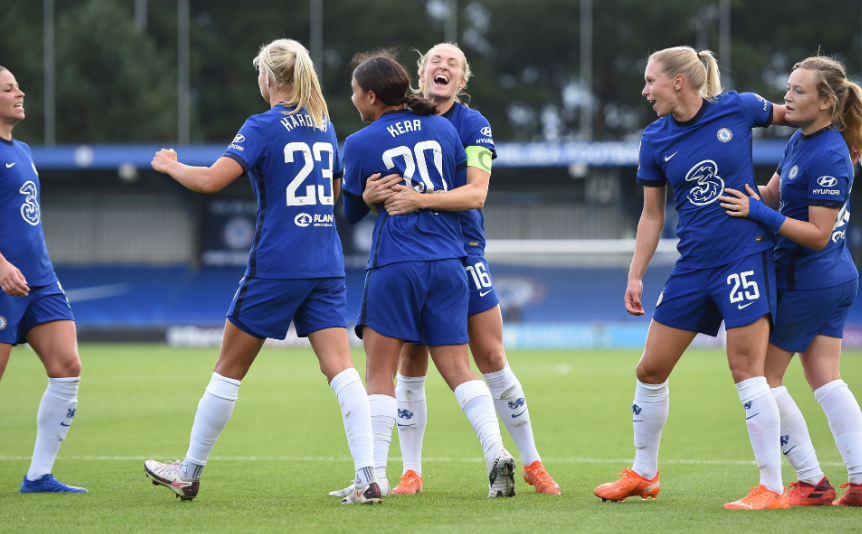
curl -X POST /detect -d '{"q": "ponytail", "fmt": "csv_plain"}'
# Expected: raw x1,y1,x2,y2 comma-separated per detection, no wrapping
649,46,723,100
404,95,437,116
351,51,436,114
253,39,329,131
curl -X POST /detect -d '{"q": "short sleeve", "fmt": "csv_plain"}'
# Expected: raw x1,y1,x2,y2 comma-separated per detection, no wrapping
636,135,665,186
341,137,364,200
223,117,267,174
466,114,497,159
738,92,773,129
329,123,344,180
808,150,851,207
454,142,468,189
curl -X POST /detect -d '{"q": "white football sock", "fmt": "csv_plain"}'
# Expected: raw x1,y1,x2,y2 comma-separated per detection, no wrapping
181,372,240,480
395,374,427,477
815,379,862,485
368,394,396,483
771,386,823,484
330,368,375,486
631,379,668,480
736,377,783,493
484,364,541,466
455,380,504,469
27,377,80,481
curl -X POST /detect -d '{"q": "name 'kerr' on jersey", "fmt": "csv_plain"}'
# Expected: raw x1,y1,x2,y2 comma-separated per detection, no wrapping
775,127,857,290
0,138,56,287
342,109,468,270
441,102,496,255
637,91,776,269
223,105,345,280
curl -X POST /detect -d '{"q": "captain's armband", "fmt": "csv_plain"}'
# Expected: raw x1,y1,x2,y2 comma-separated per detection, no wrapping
465,146,493,175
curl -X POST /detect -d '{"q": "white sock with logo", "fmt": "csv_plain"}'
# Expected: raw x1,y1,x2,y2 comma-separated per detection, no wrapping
771,386,823,484
815,379,862,484
484,364,541,466
27,377,80,481
395,374,427,477
736,377,783,493
330,368,375,487
368,394,397,484
455,380,504,469
631,379,668,480
180,373,240,480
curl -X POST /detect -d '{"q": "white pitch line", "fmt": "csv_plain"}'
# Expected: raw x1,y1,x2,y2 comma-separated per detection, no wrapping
0,455,847,467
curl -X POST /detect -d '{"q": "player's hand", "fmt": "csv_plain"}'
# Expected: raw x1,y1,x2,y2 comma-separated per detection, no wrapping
362,173,402,205
719,185,760,218
151,149,178,174
384,184,425,216
624,278,644,316
0,259,29,297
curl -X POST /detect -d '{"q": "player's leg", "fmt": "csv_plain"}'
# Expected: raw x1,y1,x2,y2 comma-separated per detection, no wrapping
595,319,694,502
392,343,429,495
20,317,87,493
0,342,10,383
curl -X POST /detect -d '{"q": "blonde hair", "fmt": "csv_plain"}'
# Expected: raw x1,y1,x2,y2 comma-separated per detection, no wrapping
253,39,329,131
792,55,862,157
649,46,722,100
414,43,472,105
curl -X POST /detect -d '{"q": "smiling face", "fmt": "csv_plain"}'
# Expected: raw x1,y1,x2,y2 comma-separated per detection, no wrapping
420,44,466,102
642,60,679,118
0,69,25,125
351,77,377,123
784,68,833,128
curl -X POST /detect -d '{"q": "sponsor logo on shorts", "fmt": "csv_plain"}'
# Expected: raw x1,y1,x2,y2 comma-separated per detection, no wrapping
738,302,754,309
0,316,6,330
295,213,312,227
717,128,733,142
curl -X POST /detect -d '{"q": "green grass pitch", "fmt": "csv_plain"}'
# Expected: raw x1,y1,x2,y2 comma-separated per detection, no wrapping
0,344,860,532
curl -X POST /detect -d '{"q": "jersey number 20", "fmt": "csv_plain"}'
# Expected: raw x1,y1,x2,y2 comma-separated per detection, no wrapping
382,141,447,193
284,142,334,206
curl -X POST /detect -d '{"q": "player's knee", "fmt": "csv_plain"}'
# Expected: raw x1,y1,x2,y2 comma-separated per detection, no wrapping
635,360,665,384
475,347,506,374
53,354,81,378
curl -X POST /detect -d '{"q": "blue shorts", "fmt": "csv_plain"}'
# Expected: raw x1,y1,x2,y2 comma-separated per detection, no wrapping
0,281,74,346
465,255,500,316
653,251,777,336
227,277,348,339
770,278,858,353
356,259,469,346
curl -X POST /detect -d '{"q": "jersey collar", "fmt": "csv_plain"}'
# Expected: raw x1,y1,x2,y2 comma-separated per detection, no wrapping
672,99,708,128
800,124,834,141
0,136,13,146
380,109,411,118
440,101,459,119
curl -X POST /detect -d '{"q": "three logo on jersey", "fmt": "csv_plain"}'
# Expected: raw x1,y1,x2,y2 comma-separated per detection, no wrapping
684,160,725,206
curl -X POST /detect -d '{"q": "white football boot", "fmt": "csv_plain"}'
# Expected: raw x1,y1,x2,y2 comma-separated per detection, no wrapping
329,476,390,498
488,448,516,498
340,481,383,504
144,460,200,501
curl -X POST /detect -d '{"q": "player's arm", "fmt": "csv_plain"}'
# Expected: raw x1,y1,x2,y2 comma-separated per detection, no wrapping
151,149,244,193
385,146,491,215
333,178,341,204
771,104,794,127
0,250,29,296
626,185,666,316
759,173,781,209
362,173,403,214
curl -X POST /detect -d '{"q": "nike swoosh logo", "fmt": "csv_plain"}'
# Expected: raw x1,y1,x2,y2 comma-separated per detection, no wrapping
746,413,759,420
664,152,678,162
6,162,15,168
172,481,186,487
782,446,796,455
480,290,492,297
511,410,526,418
738,302,754,309
397,423,414,427
60,422,71,427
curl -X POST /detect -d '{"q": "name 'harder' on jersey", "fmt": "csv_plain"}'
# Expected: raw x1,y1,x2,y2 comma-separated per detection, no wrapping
636,91,776,269
342,109,468,270
223,106,345,280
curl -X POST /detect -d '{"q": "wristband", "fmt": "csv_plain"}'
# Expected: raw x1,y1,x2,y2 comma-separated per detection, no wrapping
746,198,786,232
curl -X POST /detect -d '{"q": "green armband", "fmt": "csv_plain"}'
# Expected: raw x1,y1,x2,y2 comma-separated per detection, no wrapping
465,146,493,175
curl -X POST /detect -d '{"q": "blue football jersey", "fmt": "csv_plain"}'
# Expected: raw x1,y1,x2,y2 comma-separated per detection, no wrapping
223,106,345,279
774,127,857,290
637,91,776,269
0,138,56,287
441,102,497,255
342,109,468,269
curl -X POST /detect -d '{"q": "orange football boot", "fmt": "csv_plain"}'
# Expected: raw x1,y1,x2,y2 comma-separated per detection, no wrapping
522,461,561,494
833,482,862,506
594,468,660,502
724,485,789,510
391,470,423,495
786,477,836,506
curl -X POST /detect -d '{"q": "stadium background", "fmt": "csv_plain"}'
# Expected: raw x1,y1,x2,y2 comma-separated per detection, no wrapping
2,0,862,348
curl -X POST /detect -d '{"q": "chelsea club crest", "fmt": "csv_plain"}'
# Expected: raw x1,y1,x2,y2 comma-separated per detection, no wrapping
789,165,799,180
0,316,6,330
717,128,733,142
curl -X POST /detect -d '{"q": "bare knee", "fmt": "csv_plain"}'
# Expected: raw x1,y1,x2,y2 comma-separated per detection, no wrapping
635,359,668,384
49,353,81,378
472,346,507,375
